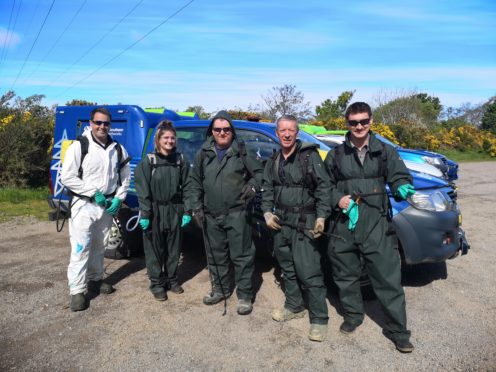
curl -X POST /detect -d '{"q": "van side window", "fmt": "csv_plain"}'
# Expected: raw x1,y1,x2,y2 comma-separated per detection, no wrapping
236,129,280,161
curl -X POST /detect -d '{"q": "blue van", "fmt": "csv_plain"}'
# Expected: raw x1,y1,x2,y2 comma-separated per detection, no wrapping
48,105,468,265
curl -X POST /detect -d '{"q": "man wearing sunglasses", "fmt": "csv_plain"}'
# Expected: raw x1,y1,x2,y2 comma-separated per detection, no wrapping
61,107,131,311
324,102,416,352
188,110,263,315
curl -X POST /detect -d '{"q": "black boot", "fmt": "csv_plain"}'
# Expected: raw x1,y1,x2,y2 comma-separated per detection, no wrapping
70,293,88,312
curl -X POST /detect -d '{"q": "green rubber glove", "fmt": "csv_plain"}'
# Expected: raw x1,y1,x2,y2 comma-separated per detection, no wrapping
139,218,150,230
93,191,106,207
396,184,416,200
181,215,192,227
105,197,121,216
343,199,359,231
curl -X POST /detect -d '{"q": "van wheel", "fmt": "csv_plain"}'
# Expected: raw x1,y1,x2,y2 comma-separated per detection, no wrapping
104,217,127,259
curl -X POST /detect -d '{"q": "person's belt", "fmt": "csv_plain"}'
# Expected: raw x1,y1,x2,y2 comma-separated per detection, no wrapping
155,195,183,205
205,205,245,218
275,202,315,214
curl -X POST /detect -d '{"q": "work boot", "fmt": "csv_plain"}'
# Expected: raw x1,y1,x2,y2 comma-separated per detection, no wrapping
152,289,167,302
271,307,306,322
88,280,115,294
237,299,253,315
394,339,414,353
70,293,88,312
308,324,327,342
339,320,358,334
203,291,227,305
169,284,184,294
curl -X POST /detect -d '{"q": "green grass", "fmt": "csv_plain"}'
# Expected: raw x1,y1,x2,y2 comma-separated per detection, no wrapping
0,187,51,222
436,149,496,162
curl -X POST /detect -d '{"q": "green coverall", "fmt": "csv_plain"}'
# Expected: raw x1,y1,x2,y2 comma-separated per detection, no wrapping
262,141,331,325
324,131,412,342
134,151,191,294
188,134,263,301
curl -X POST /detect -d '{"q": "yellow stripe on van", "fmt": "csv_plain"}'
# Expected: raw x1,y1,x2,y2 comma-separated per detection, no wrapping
61,140,74,164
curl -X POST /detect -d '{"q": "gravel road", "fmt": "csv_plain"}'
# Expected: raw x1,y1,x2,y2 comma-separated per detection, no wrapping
0,162,495,371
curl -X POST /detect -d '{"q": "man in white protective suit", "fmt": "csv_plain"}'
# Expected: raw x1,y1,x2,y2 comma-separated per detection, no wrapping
61,107,131,311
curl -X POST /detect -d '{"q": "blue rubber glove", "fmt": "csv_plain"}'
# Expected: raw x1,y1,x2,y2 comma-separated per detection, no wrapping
181,215,192,227
105,197,121,216
139,218,150,230
343,199,359,231
396,184,416,200
93,191,106,207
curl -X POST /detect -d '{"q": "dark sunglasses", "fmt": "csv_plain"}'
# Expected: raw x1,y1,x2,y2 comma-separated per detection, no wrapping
92,120,111,127
347,118,371,126
212,127,232,133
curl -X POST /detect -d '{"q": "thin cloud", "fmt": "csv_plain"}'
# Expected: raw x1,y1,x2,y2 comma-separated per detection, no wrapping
0,28,21,48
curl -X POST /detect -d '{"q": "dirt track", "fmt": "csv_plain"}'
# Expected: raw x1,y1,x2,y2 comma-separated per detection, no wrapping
0,162,495,371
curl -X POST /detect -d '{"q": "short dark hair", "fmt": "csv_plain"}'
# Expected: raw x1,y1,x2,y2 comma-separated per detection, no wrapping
90,107,112,121
345,102,372,119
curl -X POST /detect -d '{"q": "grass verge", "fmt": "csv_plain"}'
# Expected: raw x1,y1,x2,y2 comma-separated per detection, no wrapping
436,149,496,162
0,188,51,223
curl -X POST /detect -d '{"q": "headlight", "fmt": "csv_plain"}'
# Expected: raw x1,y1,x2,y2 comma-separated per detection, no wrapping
422,156,442,166
409,190,450,211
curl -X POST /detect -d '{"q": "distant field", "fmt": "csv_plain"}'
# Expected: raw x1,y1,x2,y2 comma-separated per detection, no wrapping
436,149,496,162
0,188,51,222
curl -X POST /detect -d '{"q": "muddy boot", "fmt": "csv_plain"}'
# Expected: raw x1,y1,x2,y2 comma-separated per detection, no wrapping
203,291,227,305
169,283,184,294
70,293,88,312
152,288,168,302
308,324,327,342
88,280,115,294
271,307,306,322
237,299,253,315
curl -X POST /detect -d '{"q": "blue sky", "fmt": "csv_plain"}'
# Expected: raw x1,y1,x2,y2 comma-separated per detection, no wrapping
0,0,495,113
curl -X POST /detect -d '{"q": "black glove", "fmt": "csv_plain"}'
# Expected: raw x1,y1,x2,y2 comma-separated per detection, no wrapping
240,184,257,203
193,209,204,227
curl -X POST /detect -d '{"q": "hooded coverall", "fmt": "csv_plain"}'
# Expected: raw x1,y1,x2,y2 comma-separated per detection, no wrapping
134,151,191,294
324,131,412,342
188,114,263,301
261,141,331,325
61,129,131,295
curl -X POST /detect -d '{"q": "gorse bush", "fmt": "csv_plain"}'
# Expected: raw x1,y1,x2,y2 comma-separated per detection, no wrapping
0,92,54,188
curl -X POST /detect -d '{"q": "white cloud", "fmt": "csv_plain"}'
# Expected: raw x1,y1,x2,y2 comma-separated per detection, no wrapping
0,28,21,48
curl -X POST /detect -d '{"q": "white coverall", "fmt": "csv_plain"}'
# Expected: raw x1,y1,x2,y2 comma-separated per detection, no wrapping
61,130,131,295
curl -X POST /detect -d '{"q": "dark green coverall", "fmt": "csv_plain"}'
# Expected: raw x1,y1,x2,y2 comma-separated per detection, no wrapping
262,141,331,325
324,131,412,342
134,151,191,294
188,130,263,301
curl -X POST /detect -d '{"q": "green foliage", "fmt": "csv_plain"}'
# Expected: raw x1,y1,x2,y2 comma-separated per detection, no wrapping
315,90,354,123
435,149,496,162
184,105,210,119
374,92,442,128
0,92,54,188
0,187,48,202
65,99,98,106
481,99,496,134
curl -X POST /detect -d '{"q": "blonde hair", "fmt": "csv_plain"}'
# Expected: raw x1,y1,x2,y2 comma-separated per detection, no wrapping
154,120,177,152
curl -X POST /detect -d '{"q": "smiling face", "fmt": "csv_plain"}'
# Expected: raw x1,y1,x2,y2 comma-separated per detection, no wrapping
276,118,299,152
211,118,233,149
158,130,176,155
90,111,111,144
347,111,372,142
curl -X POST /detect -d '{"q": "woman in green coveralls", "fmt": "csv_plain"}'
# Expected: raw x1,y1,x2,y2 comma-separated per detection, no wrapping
134,121,192,301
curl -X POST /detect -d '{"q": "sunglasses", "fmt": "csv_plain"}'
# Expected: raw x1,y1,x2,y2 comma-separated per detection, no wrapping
212,127,232,133
92,120,111,127
347,118,371,127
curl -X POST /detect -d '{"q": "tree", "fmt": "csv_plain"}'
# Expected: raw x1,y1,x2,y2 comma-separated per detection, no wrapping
184,105,210,119
373,89,442,127
65,99,97,106
315,90,355,123
481,98,496,133
260,84,313,122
